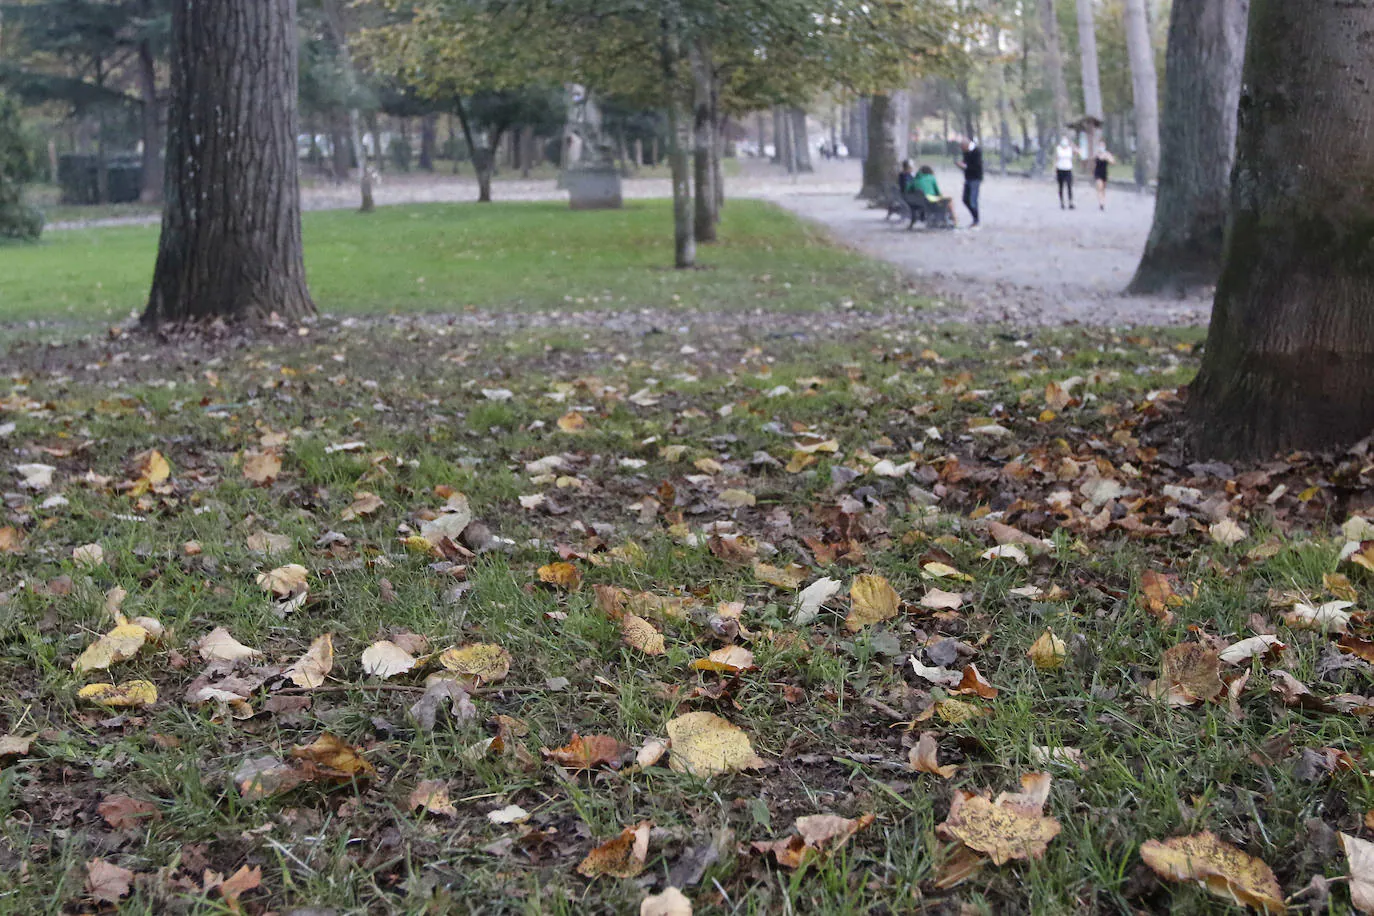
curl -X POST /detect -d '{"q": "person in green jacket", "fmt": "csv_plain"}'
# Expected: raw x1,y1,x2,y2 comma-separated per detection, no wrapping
913,165,957,226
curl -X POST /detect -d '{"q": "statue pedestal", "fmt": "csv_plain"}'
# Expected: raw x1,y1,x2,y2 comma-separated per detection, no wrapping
564,165,623,210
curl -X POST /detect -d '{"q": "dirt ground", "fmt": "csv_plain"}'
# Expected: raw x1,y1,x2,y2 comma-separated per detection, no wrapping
50,158,1212,327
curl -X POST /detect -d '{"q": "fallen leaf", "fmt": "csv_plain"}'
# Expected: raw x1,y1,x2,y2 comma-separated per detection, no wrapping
667,711,764,776
215,865,262,908
846,573,900,631
408,678,476,730
362,640,419,679
1151,643,1224,706
85,858,134,903
640,886,693,916
557,411,588,433
1338,635,1374,665
793,577,842,625
754,561,806,590
78,680,157,708
1284,601,1354,634
719,489,757,508
578,821,651,878
1029,745,1085,770
340,491,385,521
955,664,999,699
256,564,308,598
197,627,262,663
487,804,530,824
692,645,756,674
242,451,282,485
234,755,304,800
246,530,292,555
537,561,582,590
15,463,55,491
980,544,1029,566
909,732,958,778
1140,831,1285,914
285,633,333,689
72,543,104,567
920,588,964,611
0,526,23,553
73,623,151,673
917,697,989,724
98,795,160,830
1209,518,1248,547
290,733,376,781
0,734,33,761
542,733,624,770
636,739,668,768
408,779,458,818
1027,630,1067,671
1139,571,1183,624
1342,833,1374,914
437,643,511,684
622,614,666,655
753,814,875,869
937,774,1061,865
1218,635,1286,666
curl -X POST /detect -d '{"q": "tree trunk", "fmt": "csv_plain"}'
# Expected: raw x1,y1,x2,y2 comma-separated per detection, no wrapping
1128,0,1248,295
791,107,813,173
144,0,313,325
1038,0,1071,134
136,18,163,204
1076,0,1104,157
419,113,437,171
351,108,373,213
452,97,493,203
662,12,694,269
859,93,897,200
1123,0,1160,184
1188,0,1374,459
691,41,717,243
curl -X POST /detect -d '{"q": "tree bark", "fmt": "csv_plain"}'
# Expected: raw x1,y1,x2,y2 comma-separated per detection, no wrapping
1076,0,1104,157
790,107,812,173
1123,0,1160,184
1038,0,1071,135
859,93,897,200
136,13,163,205
662,11,694,268
452,97,493,203
419,113,437,171
691,41,716,243
1128,0,1248,295
1189,0,1374,459
143,0,314,326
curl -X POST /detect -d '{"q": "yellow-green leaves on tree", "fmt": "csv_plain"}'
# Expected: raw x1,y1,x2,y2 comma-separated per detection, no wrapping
845,574,900,631
1140,831,1285,914
666,712,764,776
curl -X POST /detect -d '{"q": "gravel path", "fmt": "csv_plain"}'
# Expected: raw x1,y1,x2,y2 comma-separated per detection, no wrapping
48,159,1210,327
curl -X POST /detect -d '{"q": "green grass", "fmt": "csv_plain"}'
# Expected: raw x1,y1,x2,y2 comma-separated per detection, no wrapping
1,199,905,325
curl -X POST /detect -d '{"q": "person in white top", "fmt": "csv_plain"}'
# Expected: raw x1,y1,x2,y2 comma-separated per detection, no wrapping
1054,136,1077,209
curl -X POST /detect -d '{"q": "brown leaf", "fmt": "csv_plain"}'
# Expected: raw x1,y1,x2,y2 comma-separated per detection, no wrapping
1139,570,1182,624
85,858,134,903
98,795,160,830
753,813,875,869
0,526,24,554
577,821,651,878
909,732,958,778
937,774,1061,865
541,733,624,770
1151,643,1224,706
408,779,458,818
954,664,999,699
289,733,376,781
216,865,262,908
256,564,308,598
234,756,304,800
1027,630,1067,671
1339,635,1374,665
1140,831,1285,914
409,678,476,730
340,491,385,521
242,450,282,485
622,614,666,655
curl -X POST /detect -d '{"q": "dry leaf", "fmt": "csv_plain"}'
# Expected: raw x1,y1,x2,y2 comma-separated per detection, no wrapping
72,543,104,567
15,463,55,491
909,732,958,778
667,711,764,776
537,561,582,590
246,530,292,555
1027,630,1067,671
234,756,304,800
256,564,308,598
85,858,134,903
437,643,511,684
846,573,900,631
1284,601,1354,633
0,526,24,553
285,633,333,689
754,814,875,869
487,804,530,824
636,739,668,768
215,865,262,908
980,544,1029,566
73,623,150,673
408,779,458,818
1029,745,1085,770
793,577,842,625
754,561,806,590
1151,643,1224,707
937,774,1061,865
622,615,666,655
1341,832,1374,914
0,734,33,761
640,886,693,916
341,491,385,521
98,795,160,830
290,733,376,781
242,451,282,485
1209,518,1248,546
1140,831,1285,914
578,821,652,878
557,411,588,433
1218,635,1286,666
954,664,999,699
692,646,756,674
362,640,419,679
409,678,476,730
78,680,157,708
197,627,262,663
541,733,624,770
920,588,964,611
1139,571,1183,624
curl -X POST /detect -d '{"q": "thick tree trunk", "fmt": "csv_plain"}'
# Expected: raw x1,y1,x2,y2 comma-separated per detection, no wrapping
791,107,813,173
859,93,898,200
691,42,717,243
1076,0,1104,158
419,113,437,171
144,0,313,326
453,97,493,203
136,26,163,204
1128,0,1248,295
1189,0,1374,459
1038,0,1071,134
1123,0,1160,184
350,109,373,213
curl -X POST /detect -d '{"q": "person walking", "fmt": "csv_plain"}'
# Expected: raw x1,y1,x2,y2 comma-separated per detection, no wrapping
955,137,983,228
1054,136,1077,209
1093,145,1116,210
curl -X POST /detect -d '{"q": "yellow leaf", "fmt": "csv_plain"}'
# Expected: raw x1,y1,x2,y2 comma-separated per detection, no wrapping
256,564,308,598
909,732,958,778
1027,630,1067,671
921,698,988,724
937,775,1061,865
845,573,900,631
666,711,764,776
437,643,511,684
78,680,157,708
921,562,973,581
537,562,582,590
242,451,282,485
0,526,24,554
577,822,651,878
285,634,333,689
289,733,376,781
621,615,666,655
1139,831,1286,914
408,779,458,818
557,411,587,432
361,640,419,679
73,623,150,673
692,645,756,674
718,488,756,508
784,451,816,474
753,561,807,590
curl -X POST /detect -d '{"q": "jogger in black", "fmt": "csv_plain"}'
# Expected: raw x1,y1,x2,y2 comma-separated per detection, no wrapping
1056,168,1074,208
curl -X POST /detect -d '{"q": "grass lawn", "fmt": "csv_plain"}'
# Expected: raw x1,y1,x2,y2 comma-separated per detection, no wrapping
0,199,908,327
0,203,1372,915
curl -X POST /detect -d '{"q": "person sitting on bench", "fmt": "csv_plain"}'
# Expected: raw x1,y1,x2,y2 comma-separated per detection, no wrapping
912,165,957,227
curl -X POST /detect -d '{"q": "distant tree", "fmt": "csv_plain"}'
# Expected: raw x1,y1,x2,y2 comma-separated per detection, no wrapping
0,92,42,240
1037,0,1070,134
1121,0,1158,184
1188,0,1374,458
143,0,314,325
